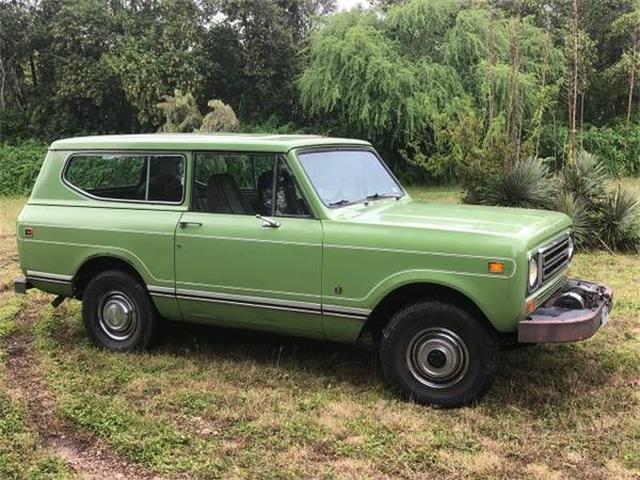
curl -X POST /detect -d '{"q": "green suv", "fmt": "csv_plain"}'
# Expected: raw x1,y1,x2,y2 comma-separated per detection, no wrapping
14,134,613,406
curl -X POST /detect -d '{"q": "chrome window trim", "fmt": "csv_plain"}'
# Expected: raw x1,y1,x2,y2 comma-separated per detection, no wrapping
61,151,187,206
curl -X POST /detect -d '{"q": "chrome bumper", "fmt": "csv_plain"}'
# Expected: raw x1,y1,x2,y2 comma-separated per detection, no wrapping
518,279,613,343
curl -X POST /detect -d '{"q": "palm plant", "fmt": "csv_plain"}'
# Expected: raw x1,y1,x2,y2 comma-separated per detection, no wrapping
559,150,608,205
553,191,592,248
465,150,640,252
474,157,557,209
595,187,640,252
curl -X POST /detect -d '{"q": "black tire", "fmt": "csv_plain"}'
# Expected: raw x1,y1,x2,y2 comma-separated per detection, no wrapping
380,301,498,407
82,270,158,351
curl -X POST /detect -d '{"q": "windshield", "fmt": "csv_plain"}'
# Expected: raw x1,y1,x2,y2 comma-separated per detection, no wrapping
297,149,404,207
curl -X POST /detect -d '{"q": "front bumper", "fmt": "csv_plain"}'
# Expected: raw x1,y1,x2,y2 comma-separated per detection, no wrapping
518,279,613,343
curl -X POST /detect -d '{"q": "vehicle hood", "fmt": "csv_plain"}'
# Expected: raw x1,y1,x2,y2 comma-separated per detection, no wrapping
331,198,571,247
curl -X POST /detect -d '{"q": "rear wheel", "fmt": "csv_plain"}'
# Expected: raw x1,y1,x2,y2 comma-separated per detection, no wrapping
82,270,158,351
380,301,498,407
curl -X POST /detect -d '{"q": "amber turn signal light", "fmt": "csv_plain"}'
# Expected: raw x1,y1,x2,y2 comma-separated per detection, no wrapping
488,261,504,274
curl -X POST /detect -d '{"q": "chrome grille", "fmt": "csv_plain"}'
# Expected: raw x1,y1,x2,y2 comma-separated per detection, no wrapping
540,234,571,282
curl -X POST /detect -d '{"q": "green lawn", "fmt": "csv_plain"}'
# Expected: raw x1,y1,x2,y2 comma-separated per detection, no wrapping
406,184,463,204
1,187,639,479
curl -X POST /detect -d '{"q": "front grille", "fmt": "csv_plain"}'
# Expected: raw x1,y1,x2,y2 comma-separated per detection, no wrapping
540,234,571,282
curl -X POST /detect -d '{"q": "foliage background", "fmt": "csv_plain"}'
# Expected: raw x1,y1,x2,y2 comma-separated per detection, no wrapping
1,0,640,195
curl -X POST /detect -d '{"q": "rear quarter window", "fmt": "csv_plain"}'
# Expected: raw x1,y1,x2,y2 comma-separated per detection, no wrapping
64,153,185,203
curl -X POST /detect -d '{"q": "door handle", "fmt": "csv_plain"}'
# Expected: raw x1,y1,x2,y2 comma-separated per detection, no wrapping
256,214,280,228
178,221,203,228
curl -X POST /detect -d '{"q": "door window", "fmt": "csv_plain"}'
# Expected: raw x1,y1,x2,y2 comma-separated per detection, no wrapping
193,153,310,217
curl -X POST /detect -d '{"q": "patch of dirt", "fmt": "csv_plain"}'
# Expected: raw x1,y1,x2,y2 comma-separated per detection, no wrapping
4,295,165,479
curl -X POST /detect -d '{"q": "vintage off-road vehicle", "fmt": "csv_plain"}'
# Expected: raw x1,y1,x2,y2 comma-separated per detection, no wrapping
15,134,613,406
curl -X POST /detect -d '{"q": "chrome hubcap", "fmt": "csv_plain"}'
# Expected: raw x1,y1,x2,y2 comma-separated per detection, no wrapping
406,327,469,389
98,291,137,341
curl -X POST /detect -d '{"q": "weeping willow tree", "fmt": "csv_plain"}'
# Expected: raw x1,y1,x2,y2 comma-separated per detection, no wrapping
299,0,565,182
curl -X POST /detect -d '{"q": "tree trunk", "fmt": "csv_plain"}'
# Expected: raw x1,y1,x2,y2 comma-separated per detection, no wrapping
486,16,496,129
568,0,579,164
580,92,585,148
535,11,552,159
506,11,522,167
29,55,37,89
625,43,637,153
0,58,6,112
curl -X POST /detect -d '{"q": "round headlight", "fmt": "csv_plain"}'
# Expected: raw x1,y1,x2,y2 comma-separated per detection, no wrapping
528,256,539,289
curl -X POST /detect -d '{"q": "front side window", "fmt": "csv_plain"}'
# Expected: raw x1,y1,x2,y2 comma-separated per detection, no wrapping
193,152,310,217
297,149,404,207
64,153,184,203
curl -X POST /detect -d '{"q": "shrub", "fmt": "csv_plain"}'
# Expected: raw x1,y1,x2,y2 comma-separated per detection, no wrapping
157,90,202,133
466,158,556,209
0,140,48,196
200,100,239,133
539,123,640,176
156,90,239,133
465,151,640,252
552,192,591,248
560,151,608,205
595,187,640,253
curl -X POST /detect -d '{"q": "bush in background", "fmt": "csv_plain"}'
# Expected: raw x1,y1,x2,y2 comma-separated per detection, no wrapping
156,90,240,133
539,123,640,176
465,151,640,252
0,141,48,196
465,158,557,210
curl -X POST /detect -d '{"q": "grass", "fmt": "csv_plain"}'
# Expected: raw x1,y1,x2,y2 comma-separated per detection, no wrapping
406,184,463,204
0,197,25,237
0,293,71,479
1,183,640,478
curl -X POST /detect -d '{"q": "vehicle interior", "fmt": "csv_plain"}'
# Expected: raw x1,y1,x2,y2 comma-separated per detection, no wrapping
66,155,184,203
192,155,309,217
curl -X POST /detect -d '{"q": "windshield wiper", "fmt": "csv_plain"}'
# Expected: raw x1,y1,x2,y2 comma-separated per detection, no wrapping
366,192,400,201
329,199,351,207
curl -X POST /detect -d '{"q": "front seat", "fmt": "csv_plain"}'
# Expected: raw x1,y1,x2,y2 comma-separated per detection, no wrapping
257,168,304,216
257,170,275,215
207,173,253,214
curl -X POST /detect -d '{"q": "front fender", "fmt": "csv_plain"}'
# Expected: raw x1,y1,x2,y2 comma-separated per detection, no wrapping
363,270,524,332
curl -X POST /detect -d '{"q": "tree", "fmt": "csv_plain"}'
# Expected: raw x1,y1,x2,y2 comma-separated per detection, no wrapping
610,5,640,151
0,1,31,112
208,0,335,120
300,1,564,180
27,0,134,136
107,0,206,130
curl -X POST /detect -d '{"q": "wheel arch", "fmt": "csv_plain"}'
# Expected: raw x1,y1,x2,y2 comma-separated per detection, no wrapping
72,254,146,299
360,281,497,342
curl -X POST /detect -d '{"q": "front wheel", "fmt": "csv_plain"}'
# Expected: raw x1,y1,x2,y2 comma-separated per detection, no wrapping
82,270,158,351
380,301,498,407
